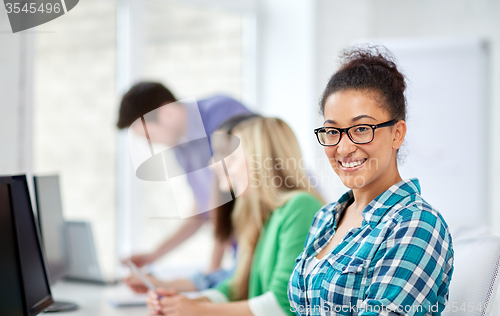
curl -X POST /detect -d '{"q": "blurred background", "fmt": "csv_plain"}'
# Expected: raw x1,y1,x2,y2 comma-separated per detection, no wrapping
0,0,499,304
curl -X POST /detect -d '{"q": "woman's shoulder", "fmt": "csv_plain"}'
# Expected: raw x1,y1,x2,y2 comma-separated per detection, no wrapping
388,194,452,242
283,191,323,208
274,192,324,222
381,179,447,225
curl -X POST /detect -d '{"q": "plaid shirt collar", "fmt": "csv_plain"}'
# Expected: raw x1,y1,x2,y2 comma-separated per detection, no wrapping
334,178,421,228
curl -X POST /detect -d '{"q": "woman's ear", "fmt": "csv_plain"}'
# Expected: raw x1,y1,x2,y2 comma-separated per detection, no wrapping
392,120,407,150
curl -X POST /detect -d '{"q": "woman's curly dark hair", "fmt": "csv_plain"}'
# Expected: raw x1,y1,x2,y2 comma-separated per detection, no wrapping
320,45,407,122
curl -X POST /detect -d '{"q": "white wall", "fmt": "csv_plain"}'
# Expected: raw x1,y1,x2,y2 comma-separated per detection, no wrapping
316,0,500,235
384,39,488,230
0,11,33,177
255,0,318,168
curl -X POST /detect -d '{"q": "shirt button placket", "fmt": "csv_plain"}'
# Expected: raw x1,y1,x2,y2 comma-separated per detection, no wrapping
303,274,309,316
300,260,310,316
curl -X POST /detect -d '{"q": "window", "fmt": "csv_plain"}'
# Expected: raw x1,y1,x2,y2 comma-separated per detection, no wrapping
34,0,117,277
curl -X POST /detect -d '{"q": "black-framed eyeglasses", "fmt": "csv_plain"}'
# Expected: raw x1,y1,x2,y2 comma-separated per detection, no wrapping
314,119,397,146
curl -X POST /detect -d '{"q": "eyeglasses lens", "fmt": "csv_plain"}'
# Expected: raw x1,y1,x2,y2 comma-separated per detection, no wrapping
318,125,374,145
348,125,373,143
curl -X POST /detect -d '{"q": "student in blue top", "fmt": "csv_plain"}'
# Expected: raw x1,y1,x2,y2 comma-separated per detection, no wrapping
287,46,454,316
116,82,251,292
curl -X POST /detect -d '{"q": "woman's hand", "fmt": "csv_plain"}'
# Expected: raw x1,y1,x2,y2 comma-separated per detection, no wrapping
147,288,179,315
160,295,208,316
147,288,210,316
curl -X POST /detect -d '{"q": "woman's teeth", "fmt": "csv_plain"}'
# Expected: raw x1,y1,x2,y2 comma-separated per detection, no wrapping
341,159,365,168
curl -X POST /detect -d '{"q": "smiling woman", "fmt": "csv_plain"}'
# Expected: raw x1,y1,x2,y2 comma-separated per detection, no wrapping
288,46,454,316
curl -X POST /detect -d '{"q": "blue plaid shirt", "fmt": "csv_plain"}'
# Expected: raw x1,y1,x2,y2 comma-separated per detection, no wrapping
288,178,454,316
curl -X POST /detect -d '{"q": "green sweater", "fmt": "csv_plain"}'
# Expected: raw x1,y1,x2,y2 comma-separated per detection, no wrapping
216,192,322,315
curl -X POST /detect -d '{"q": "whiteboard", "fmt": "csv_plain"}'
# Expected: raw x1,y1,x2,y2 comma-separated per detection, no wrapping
375,39,489,229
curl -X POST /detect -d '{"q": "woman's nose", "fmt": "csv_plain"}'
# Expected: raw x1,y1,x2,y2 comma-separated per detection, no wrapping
336,132,357,156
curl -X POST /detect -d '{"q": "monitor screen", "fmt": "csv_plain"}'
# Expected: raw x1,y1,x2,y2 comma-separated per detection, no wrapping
0,178,24,316
11,175,53,315
34,175,69,284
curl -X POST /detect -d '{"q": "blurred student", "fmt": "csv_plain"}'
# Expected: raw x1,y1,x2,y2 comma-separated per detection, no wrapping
288,46,454,315
147,116,324,316
123,115,258,293
117,82,251,290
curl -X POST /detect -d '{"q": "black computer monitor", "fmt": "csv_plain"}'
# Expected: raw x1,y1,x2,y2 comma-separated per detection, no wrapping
0,175,54,315
0,177,26,316
34,175,69,283
33,175,78,312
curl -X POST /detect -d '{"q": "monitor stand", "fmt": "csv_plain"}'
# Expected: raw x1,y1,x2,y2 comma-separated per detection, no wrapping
45,300,79,312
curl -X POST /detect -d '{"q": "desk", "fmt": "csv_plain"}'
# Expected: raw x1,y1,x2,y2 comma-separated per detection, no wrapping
42,281,150,316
